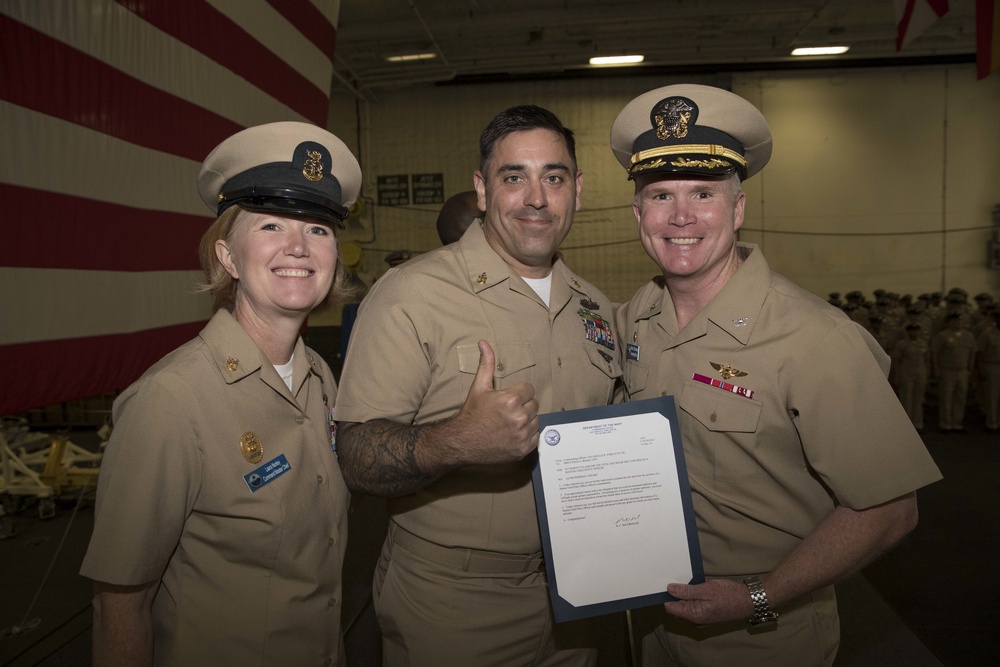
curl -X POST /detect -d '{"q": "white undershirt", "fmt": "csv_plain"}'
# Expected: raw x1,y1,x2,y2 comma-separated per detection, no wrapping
274,354,294,391
522,274,553,307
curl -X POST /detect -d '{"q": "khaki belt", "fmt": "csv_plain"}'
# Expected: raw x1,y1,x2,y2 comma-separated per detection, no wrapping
389,522,544,574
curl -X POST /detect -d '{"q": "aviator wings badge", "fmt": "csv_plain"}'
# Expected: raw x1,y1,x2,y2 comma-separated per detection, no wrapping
710,361,748,380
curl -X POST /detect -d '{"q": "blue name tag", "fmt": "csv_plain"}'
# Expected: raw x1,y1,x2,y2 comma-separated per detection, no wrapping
627,343,640,361
244,454,291,493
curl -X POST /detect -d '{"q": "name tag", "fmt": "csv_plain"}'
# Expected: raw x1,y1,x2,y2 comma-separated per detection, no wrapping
627,343,640,361
244,454,291,493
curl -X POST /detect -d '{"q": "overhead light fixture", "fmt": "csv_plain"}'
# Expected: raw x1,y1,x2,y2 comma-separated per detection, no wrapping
791,46,850,56
589,55,645,66
385,52,437,63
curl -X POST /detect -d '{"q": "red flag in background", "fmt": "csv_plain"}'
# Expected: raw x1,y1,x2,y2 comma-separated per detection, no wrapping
896,0,951,50
978,0,1000,78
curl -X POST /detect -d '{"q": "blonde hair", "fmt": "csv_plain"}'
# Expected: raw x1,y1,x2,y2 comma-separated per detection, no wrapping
196,206,356,312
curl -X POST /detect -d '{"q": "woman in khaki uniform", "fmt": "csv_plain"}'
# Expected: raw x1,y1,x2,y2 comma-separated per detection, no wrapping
80,122,361,666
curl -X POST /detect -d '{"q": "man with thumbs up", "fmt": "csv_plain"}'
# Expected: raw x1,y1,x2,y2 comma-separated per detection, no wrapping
335,105,622,666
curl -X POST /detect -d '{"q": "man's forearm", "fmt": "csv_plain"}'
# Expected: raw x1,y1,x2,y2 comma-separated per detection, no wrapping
763,492,918,609
337,419,447,496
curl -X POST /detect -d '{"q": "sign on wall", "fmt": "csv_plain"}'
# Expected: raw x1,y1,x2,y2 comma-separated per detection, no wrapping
377,174,410,206
412,173,444,205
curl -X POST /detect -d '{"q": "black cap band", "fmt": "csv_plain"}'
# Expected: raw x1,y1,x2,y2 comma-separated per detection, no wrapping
218,185,348,227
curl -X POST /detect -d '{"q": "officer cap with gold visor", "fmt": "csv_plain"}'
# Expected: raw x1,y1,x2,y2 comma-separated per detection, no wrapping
198,121,362,228
611,84,772,182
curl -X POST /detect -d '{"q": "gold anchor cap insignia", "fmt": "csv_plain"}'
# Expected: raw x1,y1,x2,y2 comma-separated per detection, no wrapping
302,149,324,182
653,97,695,140
226,357,239,371
710,361,748,380
240,431,263,464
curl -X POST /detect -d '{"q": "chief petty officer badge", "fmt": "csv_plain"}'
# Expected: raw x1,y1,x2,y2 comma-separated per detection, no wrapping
240,431,292,493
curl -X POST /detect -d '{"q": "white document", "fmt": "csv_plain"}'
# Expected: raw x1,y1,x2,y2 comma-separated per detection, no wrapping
537,407,697,609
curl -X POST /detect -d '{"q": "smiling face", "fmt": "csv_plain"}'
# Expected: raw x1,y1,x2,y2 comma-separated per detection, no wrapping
216,211,338,327
474,128,582,278
633,173,745,291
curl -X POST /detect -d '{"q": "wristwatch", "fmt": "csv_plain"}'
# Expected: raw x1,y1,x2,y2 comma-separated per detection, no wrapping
743,576,779,627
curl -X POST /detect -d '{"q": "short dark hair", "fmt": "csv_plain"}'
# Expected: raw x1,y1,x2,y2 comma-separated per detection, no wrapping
478,105,577,173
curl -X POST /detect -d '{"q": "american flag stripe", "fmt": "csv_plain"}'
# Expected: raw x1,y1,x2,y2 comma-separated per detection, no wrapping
2,269,207,345
262,0,337,57
0,0,340,415
1,185,206,271
3,323,207,414
118,0,330,124
0,101,205,212
0,13,244,161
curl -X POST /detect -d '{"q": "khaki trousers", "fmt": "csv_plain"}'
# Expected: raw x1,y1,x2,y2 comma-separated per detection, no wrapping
897,371,927,429
938,368,970,429
373,521,598,667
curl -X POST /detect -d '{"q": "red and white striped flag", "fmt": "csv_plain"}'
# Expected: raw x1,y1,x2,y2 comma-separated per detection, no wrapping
895,0,951,50
0,0,341,415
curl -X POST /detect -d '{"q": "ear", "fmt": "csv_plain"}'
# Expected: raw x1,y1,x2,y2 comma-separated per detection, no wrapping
574,170,583,212
216,239,239,280
732,189,747,233
473,171,487,212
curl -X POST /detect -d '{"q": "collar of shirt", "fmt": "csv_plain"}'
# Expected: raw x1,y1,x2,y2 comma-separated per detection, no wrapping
636,242,770,349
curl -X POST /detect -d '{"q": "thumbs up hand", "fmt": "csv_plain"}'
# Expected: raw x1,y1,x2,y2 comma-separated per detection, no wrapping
445,340,539,465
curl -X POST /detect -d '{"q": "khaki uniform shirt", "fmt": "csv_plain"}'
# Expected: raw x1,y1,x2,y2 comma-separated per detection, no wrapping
615,244,941,576
933,328,976,370
335,221,621,553
978,325,1000,363
892,337,929,380
81,309,349,667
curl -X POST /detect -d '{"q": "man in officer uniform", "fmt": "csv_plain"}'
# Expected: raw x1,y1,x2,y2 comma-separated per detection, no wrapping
335,105,620,666
610,84,941,666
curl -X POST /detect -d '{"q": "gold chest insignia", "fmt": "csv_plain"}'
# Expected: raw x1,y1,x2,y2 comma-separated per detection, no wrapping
710,361,748,380
240,431,264,464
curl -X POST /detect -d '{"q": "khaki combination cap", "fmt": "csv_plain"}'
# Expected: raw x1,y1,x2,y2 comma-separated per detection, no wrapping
610,84,772,181
198,121,362,228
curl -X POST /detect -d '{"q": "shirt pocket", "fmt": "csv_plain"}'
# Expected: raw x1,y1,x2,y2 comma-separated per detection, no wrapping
583,344,623,381
622,360,649,398
457,342,535,389
678,379,763,482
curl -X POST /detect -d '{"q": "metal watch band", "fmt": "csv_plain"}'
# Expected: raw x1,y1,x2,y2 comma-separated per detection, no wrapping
743,575,779,626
